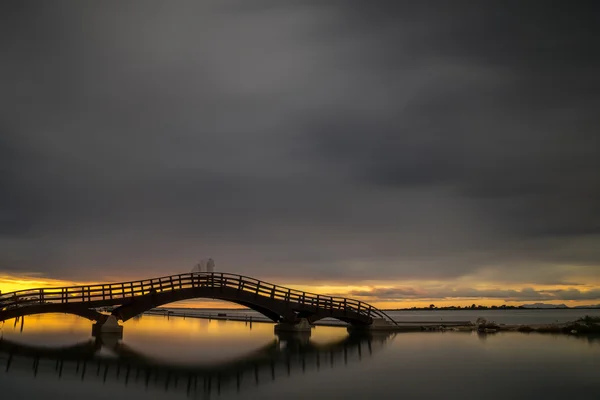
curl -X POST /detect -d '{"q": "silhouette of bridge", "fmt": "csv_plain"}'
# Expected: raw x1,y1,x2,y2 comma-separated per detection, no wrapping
0,332,394,397
0,272,397,327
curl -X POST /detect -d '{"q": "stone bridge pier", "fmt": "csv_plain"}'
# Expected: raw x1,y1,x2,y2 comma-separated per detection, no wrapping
91,315,124,339
274,318,312,334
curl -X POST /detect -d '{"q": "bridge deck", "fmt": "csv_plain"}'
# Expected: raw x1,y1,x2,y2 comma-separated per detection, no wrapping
0,272,397,326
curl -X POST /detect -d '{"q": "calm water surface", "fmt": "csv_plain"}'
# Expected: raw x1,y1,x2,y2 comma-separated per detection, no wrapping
162,307,600,325
1,313,598,400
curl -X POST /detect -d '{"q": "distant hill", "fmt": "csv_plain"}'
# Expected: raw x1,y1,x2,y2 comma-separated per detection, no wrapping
520,303,600,309
521,303,568,309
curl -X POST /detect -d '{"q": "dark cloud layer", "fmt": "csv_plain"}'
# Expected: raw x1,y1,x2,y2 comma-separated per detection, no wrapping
1,1,599,285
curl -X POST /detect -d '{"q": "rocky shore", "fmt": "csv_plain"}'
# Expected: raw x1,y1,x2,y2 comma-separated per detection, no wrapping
423,315,600,335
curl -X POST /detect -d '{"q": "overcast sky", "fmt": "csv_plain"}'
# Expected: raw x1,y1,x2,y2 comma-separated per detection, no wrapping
1,1,599,302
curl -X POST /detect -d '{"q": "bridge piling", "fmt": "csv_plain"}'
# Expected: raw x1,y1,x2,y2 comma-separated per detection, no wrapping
346,318,397,334
274,318,312,334
92,315,123,340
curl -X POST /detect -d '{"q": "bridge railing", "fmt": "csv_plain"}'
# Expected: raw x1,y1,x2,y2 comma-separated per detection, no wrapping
0,272,396,324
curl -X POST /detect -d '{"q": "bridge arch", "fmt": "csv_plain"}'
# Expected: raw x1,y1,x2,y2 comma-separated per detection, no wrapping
111,287,298,323
0,272,397,327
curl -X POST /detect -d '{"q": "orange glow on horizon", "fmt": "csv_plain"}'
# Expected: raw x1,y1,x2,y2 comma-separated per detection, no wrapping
1,273,599,309
0,275,94,294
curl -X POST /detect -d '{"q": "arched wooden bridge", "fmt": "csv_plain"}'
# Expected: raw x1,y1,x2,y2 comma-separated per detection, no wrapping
0,272,397,326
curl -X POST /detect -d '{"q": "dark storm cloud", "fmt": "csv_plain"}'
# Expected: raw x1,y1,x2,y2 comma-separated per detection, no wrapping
312,1,600,238
1,1,599,284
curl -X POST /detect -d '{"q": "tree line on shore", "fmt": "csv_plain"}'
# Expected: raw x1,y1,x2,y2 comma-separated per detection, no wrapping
390,304,526,311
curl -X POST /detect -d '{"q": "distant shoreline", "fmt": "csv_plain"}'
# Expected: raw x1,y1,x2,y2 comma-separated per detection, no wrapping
153,306,600,312
141,309,600,335
381,307,600,311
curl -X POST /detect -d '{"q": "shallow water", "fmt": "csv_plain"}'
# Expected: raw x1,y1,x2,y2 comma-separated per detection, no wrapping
1,313,599,400
384,308,600,325
153,307,600,326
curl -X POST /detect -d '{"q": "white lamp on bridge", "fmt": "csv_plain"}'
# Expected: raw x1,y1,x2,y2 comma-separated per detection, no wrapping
192,258,216,273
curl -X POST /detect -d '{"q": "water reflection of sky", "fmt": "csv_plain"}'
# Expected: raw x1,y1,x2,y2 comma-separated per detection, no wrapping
1,314,354,365
1,314,599,400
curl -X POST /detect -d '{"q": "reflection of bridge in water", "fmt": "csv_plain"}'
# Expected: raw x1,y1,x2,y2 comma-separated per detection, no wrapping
0,332,395,398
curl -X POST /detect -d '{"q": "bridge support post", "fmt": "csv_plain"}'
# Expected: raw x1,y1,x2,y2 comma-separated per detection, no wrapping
347,318,395,334
92,315,124,338
274,318,312,334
